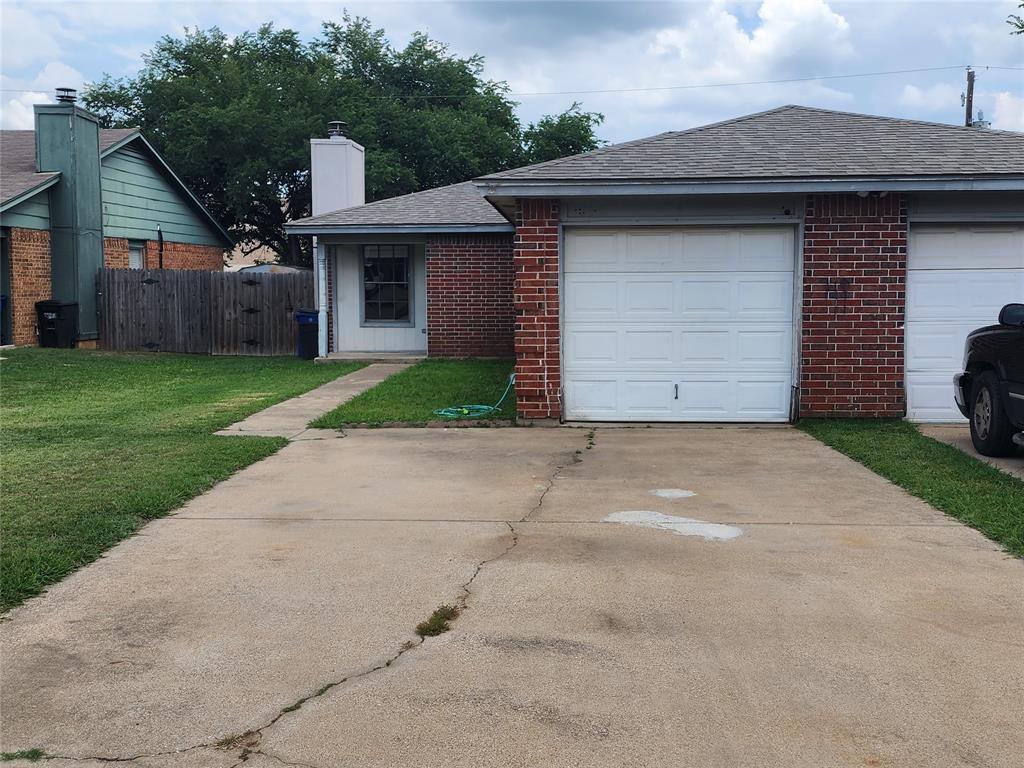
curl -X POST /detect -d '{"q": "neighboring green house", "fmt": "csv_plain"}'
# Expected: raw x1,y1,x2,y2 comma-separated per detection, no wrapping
0,89,232,346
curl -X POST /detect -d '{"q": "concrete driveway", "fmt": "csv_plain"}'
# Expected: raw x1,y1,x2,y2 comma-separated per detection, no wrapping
2,427,1022,767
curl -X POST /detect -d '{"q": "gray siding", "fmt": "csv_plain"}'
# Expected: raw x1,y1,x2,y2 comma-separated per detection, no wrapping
0,189,50,230
101,145,223,246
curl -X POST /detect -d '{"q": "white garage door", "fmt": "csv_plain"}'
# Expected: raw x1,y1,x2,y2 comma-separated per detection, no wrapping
563,226,795,421
906,224,1024,422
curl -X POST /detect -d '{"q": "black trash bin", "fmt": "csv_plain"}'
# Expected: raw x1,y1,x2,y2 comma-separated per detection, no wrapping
294,308,319,360
36,300,78,348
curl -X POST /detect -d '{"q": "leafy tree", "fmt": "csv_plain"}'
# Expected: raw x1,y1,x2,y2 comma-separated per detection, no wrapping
523,103,604,165
1010,2,1024,34
84,17,603,265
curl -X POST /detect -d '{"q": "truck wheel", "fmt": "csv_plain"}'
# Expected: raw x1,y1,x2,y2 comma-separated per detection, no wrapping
969,371,1017,457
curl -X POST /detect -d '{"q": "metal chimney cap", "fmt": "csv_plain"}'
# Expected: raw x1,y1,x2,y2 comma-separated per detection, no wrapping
55,87,77,103
327,120,347,138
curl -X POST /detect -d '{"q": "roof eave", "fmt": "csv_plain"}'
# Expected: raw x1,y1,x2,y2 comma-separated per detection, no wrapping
474,176,1024,197
0,173,61,213
285,223,515,236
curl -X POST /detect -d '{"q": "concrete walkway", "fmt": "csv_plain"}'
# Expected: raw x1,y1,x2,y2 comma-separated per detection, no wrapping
3,427,1022,767
215,363,408,439
919,423,1024,480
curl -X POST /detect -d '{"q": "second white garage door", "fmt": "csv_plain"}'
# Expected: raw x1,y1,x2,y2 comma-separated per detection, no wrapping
563,226,795,422
906,224,1024,422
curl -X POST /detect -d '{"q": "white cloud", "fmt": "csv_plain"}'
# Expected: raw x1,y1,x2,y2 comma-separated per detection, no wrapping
30,61,86,93
651,0,854,82
900,82,961,112
991,92,1024,131
0,91,49,129
0,3,64,64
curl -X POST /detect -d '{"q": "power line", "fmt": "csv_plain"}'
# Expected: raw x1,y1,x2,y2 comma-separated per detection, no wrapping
1,64,1020,99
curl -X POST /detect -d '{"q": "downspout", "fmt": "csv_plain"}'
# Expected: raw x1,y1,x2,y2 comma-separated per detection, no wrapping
315,236,327,357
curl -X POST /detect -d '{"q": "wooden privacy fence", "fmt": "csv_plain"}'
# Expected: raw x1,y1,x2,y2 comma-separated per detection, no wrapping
99,268,314,356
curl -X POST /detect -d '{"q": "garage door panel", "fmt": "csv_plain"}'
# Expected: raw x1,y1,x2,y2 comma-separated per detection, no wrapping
736,380,791,416
565,329,618,363
909,226,1024,270
565,325,792,371
737,278,792,315
565,227,794,273
565,278,618,316
907,270,1023,321
737,330,789,362
623,280,674,314
906,224,1024,422
680,330,730,363
623,330,673,362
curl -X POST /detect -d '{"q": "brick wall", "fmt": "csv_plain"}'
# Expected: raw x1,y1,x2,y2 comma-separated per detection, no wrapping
144,240,224,270
425,234,515,357
513,199,561,420
7,227,52,345
104,237,223,271
801,193,908,417
103,237,130,268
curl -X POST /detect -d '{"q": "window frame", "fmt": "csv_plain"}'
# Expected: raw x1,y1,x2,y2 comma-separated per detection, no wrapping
127,240,146,270
360,244,415,328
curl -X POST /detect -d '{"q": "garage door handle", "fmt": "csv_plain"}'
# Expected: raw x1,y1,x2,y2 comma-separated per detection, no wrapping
674,384,679,400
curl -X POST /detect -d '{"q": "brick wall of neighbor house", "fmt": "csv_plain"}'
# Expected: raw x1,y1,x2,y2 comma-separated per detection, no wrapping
104,237,223,271
513,199,561,420
103,237,130,268
144,240,224,270
801,193,908,417
7,227,52,346
425,234,515,358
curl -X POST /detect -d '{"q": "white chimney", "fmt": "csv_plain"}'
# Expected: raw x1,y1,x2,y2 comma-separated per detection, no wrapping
310,121,365,215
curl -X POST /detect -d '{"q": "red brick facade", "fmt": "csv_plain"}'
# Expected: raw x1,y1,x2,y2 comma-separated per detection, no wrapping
6,227,51,346
103,237,223,271
800,193,908,417
103,237,130,268
425,234,514,357
512,199,562,420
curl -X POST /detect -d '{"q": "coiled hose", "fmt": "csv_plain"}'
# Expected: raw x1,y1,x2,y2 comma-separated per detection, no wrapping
433,373,516,419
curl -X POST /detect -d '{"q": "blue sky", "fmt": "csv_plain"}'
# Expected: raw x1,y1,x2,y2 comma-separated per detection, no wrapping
1,0,1022,140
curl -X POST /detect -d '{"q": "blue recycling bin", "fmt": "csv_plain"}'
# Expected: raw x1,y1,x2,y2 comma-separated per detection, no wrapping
294,308,319,360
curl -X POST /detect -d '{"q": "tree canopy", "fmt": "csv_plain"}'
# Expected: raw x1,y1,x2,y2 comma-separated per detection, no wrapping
84,17,603,265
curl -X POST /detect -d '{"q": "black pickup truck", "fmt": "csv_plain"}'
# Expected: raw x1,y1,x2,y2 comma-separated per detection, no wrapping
954,303,1024,456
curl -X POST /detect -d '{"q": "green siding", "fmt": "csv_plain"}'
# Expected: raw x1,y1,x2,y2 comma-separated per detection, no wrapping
0,189,50,230
101,145,223,246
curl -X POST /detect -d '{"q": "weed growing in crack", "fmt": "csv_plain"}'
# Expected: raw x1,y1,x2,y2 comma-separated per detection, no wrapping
586,430,596,449
415,604,460,637
0,749,46,762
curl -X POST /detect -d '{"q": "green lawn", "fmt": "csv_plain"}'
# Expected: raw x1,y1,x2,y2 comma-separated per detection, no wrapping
798,419,1024,557
0,349,363,611
312,358,516,427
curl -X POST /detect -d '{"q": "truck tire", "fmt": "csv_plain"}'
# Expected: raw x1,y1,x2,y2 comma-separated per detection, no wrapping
969,371,1017,457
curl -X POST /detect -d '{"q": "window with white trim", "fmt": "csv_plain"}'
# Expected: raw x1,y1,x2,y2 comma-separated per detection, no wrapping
362,245,412,325
128,241,145,269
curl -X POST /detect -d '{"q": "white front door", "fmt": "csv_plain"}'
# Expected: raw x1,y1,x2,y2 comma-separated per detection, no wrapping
906,224,1024,422
563,226,796,422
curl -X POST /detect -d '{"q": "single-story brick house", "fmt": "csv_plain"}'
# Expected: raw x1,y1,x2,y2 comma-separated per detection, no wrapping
0,90,232,346
286,106,1024,424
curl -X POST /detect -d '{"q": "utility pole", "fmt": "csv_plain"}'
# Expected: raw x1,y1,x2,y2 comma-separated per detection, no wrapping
964,68,975,127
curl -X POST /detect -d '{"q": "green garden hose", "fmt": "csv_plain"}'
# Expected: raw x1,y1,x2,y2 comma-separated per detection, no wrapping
433,373,516,419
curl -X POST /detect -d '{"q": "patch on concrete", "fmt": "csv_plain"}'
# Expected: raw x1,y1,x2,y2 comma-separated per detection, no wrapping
650,488,696,499
604,511,742,541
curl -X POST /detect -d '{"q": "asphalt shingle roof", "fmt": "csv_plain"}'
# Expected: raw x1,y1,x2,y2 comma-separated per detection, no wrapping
479,105,1024,183
1,128,140,206
289,181,511,229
